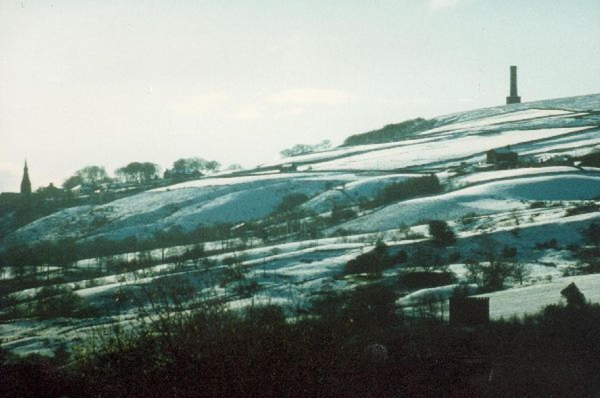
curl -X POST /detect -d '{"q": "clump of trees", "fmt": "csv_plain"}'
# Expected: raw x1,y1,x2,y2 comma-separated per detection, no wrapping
165,157,221,179
343,118,435,146
62,166,109,190
279,140,331,158
361,174,442,209
60,156,223,191
115,162,160,184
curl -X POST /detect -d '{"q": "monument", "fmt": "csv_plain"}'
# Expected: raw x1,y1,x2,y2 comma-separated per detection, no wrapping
506,65,521,104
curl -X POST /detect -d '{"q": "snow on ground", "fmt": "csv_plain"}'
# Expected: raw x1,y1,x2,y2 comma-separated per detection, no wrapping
395,273,600,321
0,244,364,356
448,262,564,285
12,172,365,243
3,93,600,357
419,109,575,136
453,166,582,186
521,136,600,157
335,174,600,233
302,174,416,213
477,273,600,319
432,93,600,126
309,128,587,171
263,95,600,171
397,284,479,306
9,92,600,246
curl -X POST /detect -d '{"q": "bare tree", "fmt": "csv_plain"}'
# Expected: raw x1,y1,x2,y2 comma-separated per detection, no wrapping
511,263,530,285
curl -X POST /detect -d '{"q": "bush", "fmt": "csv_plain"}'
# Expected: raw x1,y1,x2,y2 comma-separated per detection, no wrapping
460,212,479,225
447,251,461,263
502,246,518,258
234,280,260,297
220,265,245,287
399,271,455,289
345,240,394,275
330,204,357,223
582,222,600,246
428,220,456,247
394,250,408,263
529,201,547,209
275,193,309,213
565,202,599,217
535,239,559,250
34,286,95,319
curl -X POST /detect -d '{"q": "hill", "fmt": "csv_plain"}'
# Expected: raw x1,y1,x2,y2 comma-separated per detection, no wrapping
1,93,600,360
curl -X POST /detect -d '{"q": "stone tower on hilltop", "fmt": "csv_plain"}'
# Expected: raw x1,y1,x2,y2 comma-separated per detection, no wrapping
20,160,32,195
506,65,521,104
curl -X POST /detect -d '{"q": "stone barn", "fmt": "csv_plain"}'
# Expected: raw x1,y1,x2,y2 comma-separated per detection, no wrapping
449,297,490,326
487,148,518,168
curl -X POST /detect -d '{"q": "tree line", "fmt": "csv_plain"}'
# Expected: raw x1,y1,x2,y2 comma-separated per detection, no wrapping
61,157,228,190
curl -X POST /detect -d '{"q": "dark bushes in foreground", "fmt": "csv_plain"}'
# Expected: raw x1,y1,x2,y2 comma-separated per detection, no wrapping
2,287,600,397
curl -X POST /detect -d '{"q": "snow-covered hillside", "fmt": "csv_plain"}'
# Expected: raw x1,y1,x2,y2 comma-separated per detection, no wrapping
7,94,600,245
336,173,600,233
2,93,600,358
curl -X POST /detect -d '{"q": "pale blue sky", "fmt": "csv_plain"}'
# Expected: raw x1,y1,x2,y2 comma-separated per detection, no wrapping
1,0,599,192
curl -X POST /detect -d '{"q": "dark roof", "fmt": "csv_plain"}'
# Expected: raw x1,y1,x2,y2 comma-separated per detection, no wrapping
489,147,515,154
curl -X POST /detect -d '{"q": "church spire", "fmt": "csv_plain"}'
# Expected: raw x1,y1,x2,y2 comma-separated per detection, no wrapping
20,160,32,195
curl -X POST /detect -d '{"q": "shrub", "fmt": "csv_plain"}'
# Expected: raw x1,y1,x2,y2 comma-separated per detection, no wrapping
448,251,461,263
331,228,356,237
330,204,357,223
345,240,394,275
565,202,599,217
535,239,559,250
428,220,456,247
582,222,600,246
234,280,260,297
460,212,479,225
179,243,205,262
34,286,95,319
394,250,408,263
399,271,455,289
502,246,518,258
529,201,547,209
275,193,309,213
220,265,245,286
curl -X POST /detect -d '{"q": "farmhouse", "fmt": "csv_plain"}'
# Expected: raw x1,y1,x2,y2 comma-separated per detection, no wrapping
487,147,518,168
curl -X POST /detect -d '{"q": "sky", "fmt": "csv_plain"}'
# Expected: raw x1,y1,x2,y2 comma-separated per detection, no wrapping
1,0,599,192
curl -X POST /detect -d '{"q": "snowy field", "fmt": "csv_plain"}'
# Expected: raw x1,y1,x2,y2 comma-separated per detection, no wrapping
309,127,587,171
336,174,600,233
478,273,600,319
